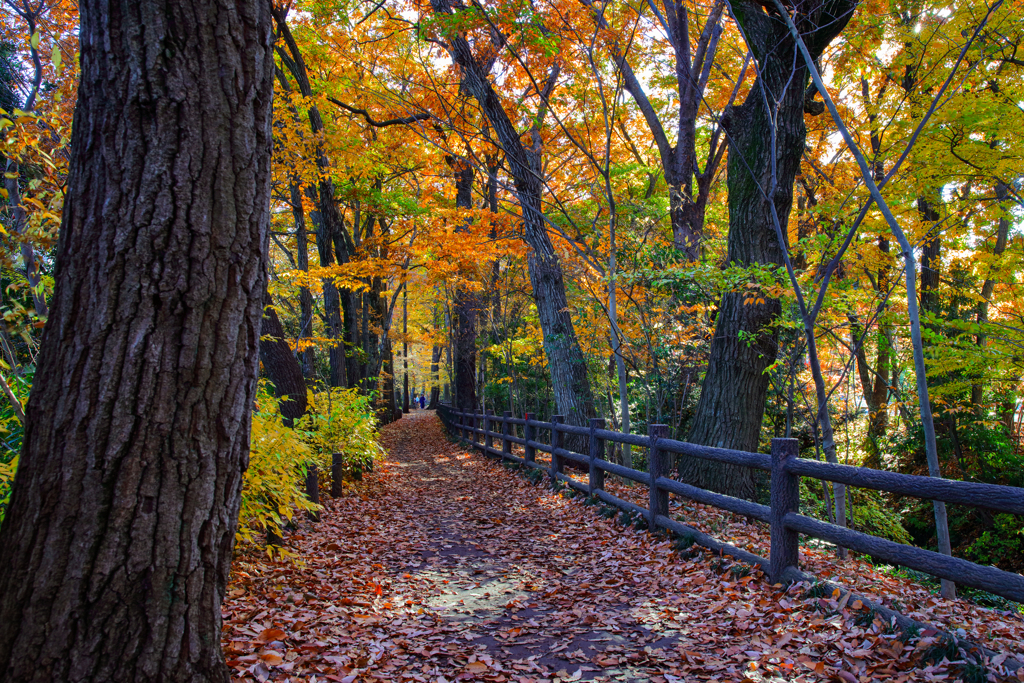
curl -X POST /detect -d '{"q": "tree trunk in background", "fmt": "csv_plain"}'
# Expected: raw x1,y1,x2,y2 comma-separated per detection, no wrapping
972,182,1011,415
273,6,351,389
290,181,316,379
346,290,362,389
918,197,942,323
0,0,273,679
403,286,410,413
431,0,596,432
451,158,478,412
428,345,442,409
853,316,892,468
681,0,855,500
260,305,308,425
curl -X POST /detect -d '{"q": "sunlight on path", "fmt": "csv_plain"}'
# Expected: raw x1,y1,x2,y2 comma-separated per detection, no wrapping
221,411,1024,683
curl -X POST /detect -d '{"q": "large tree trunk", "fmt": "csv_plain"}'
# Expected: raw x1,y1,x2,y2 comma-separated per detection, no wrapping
0,0,273,679
681,0,855,499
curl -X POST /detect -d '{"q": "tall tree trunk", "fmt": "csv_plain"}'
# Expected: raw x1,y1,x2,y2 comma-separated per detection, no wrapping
918,197,942,323
428,344,442,409
289,181,316,379
430,0,596,430
971,182,1010,414
273,7,351,389
680,0,855,499
403,286,409,413
451,158,478,412
0,0,273,679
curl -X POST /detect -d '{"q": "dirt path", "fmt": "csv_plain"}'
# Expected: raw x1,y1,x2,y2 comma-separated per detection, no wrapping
222,412,1024,683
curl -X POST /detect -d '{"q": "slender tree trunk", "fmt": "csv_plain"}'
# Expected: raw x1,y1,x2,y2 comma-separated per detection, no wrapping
0,1,273,679
289,181,315,379
609,211,631,468
403,286,409,413
273,8,351,389
3,161,48,318
427,344,442,409
430,1,596,432
451,158,478,412
972,182,1010,414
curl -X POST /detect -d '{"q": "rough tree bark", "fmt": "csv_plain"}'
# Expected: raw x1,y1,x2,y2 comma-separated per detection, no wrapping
0,0,273,679
680,0,856,499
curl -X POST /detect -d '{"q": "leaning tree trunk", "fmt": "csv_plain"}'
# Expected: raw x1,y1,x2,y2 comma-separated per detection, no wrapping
681,0,855,499
430,0,596,433
0,0,273,680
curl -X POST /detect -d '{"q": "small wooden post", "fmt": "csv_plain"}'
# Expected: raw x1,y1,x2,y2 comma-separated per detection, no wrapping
647,424,669,528
306,464,321,522
770,437,801,583
502,411,512,461
588,418,606,494
331,453,344,497
550,415,565,481
484,410,494,456
524,413,536,464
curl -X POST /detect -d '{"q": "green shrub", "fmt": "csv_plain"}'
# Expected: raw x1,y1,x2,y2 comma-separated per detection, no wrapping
963,514,1024,569
300,387,382,476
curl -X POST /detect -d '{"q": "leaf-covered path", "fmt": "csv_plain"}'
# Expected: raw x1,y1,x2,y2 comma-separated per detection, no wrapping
222,412,1024,683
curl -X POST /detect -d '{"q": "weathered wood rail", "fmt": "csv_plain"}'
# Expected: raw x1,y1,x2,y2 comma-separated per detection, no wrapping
437,406,1024,604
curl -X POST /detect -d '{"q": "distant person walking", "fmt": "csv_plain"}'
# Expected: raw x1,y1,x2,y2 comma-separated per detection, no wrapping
419,394,426,410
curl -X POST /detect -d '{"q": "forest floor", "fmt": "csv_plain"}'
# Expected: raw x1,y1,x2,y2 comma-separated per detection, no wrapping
222,411,1024,683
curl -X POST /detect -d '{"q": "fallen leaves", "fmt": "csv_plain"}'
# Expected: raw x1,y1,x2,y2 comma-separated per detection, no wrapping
221,412,1024,682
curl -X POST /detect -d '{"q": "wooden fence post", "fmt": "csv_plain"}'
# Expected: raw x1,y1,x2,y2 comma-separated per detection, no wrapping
331,453,344,498
550,415,565,481
502,411,512,461
648,424,669,528
770,438,801,583
524,413,536,464
588,418,606,494
306,464,320,522
484,410,494,456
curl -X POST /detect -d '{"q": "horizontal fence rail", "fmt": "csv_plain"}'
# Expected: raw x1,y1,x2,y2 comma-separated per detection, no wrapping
436,405,1024,604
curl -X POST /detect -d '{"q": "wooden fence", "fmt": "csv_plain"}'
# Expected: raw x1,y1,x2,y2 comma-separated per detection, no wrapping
436,405,1024,604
